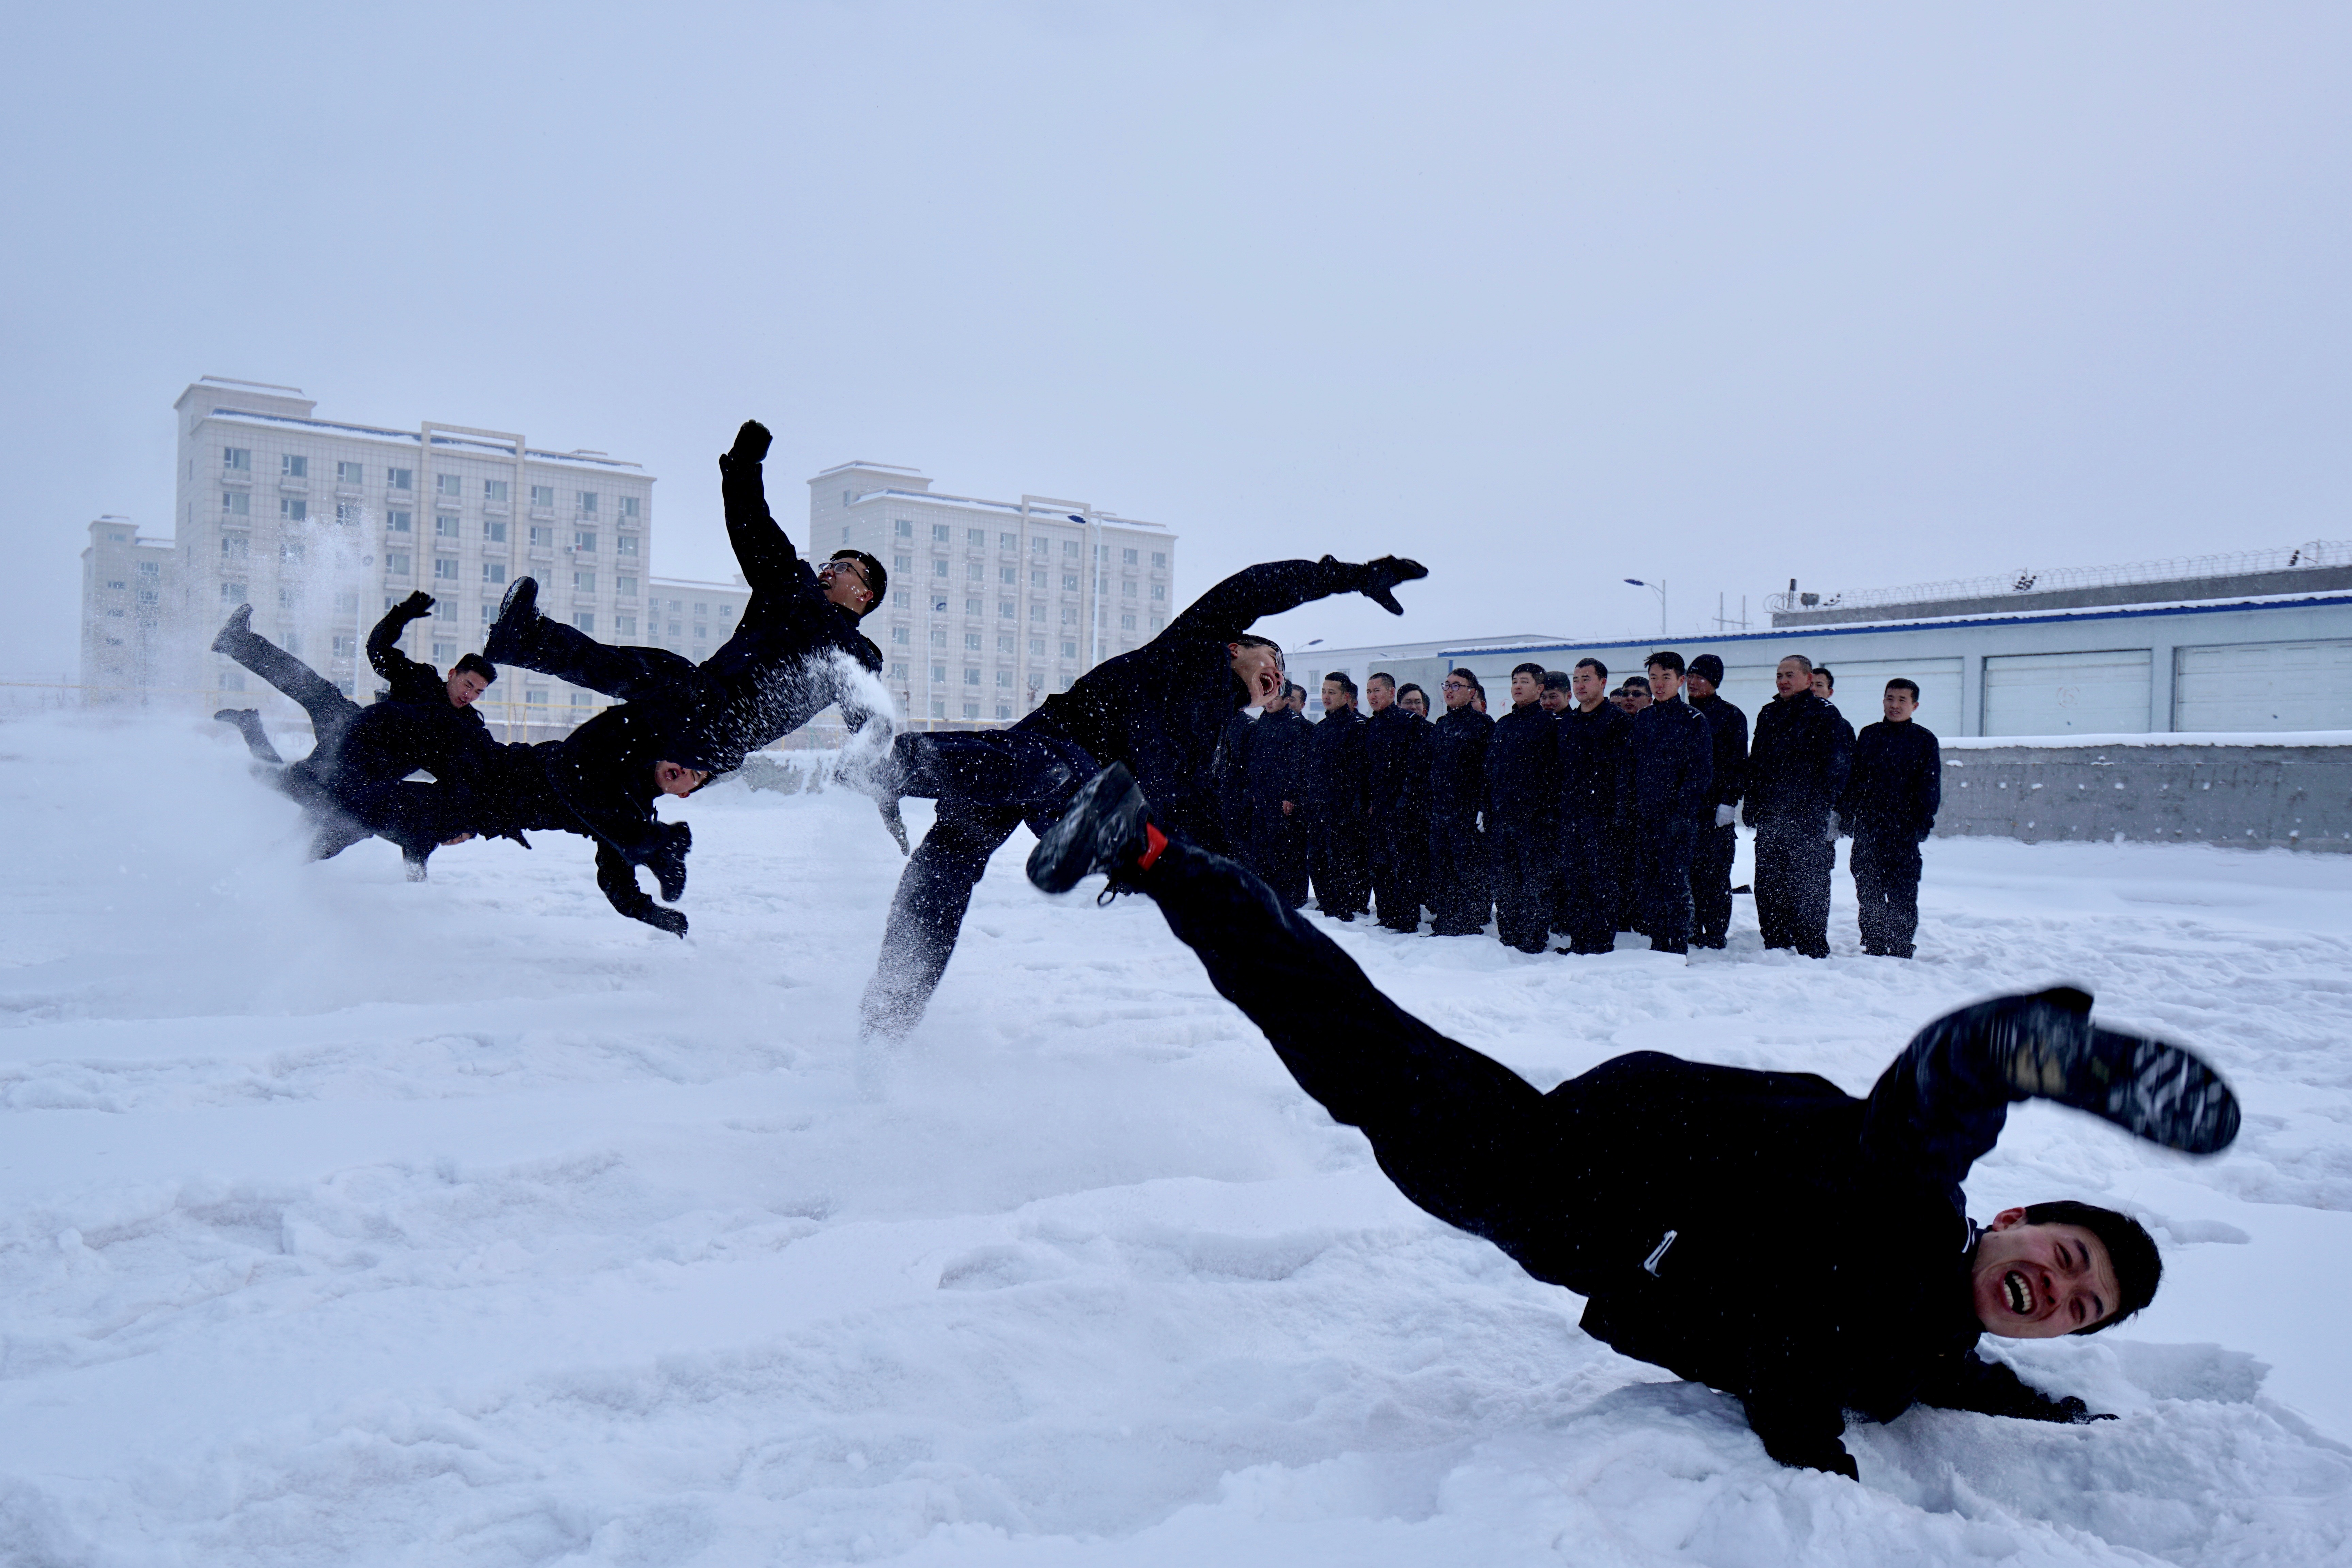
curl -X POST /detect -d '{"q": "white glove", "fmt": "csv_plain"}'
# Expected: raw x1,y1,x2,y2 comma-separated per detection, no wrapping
1713,803,1736,828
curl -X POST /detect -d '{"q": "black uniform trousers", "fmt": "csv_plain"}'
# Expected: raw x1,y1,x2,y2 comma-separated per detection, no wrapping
1308,810,1369,918
1425,813,1491,936
1755,820,1836,958
1691,821,1737,948
1488,819,1555,954
858,728,1101,1034
1632,817,1699,953
1555,816,1619,955
216,621,362,761
1851,830,1924,958
1248,813,1311,909
1370,826,1427,932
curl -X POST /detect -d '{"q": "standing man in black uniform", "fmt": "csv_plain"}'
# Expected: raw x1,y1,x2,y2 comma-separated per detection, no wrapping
1555,657,1629,956
1397,684,1430,719
1485,663,1561,954
1242,682,1313,907
1746,654,1853,958
1842,678,1943,958
1425,669,1493,936
1684,653,1749,949
484,420,888,781
1364,671,1432,932
1306,672,1371,921
1623,653,1713,956
1029,764,2238,1480
859,553,1425,1034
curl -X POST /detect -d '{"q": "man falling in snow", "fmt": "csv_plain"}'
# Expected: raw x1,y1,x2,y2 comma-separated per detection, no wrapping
1025,763,2240,1478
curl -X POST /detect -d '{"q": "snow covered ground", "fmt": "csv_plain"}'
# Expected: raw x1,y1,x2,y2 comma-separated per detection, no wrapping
2,710,2348,1566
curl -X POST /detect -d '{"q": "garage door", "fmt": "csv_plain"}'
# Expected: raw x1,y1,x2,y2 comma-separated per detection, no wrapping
1982,649,2152,736
2174,640,2352,733
1720,657,1962,739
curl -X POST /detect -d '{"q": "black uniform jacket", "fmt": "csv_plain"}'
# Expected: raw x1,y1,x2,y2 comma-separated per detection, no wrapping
1023,557,1369,847
1243,707,1313,839
1841,720,1944,842
1363,703,1432,826
1428,705,1492,823
1305,707,1369,821
1689,691,1749,812
1625,696,1714,826
1484,702,1560,829
1745,692,1854,831
678,453,887,773
1556,700,1630,824
1535,1002,2090,1473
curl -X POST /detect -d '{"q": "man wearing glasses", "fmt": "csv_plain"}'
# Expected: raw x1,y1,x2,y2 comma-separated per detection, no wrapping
484,419,890,781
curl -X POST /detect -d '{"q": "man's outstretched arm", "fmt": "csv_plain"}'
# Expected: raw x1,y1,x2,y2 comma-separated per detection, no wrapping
717,420,802,594
1162,555,1428,646
1914,1351,2114,1426
367,591,437,689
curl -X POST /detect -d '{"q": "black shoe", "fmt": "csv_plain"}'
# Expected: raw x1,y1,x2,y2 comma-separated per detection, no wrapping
485,577,540,664
211,604,253,654
1026,764,1150,894
642,821,692,903
2000,988,2241,1155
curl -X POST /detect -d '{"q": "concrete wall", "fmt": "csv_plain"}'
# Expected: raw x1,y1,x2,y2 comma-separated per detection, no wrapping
1936,740,2352,851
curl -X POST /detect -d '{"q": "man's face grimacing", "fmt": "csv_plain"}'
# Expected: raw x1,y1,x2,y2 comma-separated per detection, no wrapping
1228,642,1283,707
817,555,876,614
1775,658,1811,698
1366,676,1395,714
1321,677,1352,713
446,669,490,707
653,760,710,798
1884,685,1918,723
1970,1208,2122,1338
1510,669,1541,708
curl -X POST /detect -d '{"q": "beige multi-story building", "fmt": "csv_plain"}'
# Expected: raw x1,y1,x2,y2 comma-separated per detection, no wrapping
166,376,656,740
79,516,177,707
812,462,1176,728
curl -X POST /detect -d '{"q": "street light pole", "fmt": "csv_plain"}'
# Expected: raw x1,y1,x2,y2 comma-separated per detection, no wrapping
1624,577,1666,636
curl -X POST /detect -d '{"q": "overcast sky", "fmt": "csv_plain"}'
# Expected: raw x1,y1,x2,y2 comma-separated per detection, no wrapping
6,2,2348,680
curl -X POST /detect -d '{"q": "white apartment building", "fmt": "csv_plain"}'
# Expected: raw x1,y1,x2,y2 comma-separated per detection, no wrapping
167,377,655,741
811,462,1176,728
79,516,177,706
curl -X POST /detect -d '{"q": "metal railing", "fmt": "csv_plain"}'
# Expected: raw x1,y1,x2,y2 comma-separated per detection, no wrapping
1766,538,2352,617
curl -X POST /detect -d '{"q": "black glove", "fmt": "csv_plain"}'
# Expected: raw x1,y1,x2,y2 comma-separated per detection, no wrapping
395,590,435,620
1355,555,1428,616
722,419,773,470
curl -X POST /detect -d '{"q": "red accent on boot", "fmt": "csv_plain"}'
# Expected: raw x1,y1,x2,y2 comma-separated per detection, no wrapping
1136,823,1169,871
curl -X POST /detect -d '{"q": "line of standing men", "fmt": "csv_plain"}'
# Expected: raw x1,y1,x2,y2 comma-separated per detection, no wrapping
1222,648,1943,961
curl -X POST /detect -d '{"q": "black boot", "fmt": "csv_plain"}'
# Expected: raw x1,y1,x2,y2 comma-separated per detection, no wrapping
211,604,253,654
2001,988,2241,1155
213,707,282,763
1026,764,1151,895
484,577,541,665
642,820,691,903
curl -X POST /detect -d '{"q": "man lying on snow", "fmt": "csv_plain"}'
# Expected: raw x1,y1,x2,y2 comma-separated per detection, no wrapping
1026,764,2242,1478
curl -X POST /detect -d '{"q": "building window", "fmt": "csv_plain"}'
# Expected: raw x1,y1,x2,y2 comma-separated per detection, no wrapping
335,461,363,486
481,479,507,502
223,491,250,516
1151,584,1166,600
221,581,246,603
277,586,298,609
1061,607,1077,625
967,562,983,582
932,524,950,542
965,632,982,651
484,562,507,585
995,670,1013,687
1031,538,1049,557
931,698,947,717
530,484,554,507
575,571,596,592
388,467,413,491
996,634,1014,652
436,515,460,538
1122,547,1138,564
999,601,1014,618
1029,637,1044,656
964,667,980,685
570,690,594,708
930,663,946,682
963,702,979,719
529,525,554,548
575,531,596,553
1000,532,1018,549
223,447,251,471
579,492,598,515
616,575,636,597
427,640,454,663
573,613,594,634
894,553,912,572
1120,612,1137,631
616,615,636,636
1150,615,1166,631
387,510,411,532
617,535,638,556
1062,640,1077,658
331,503,360,525
386,552,410,575
996,565,1013,586
221,536,249,560
620,496,639,520
1062,573,1078,591
930,628,947,647
932,559,948,577
964,597,981,616
891,626,910,644
484,518,508,543
890,661,908,679
281,498,307,522
1152,552,1166,569
996,704,1012,720
436,472,461,497
434,557,459,581
282,454,308,479
1029,604,1045,623
967,528,985,546
1122,580,1136,597
1064,540,1079,558
526,689,547,706
897,519,914,538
